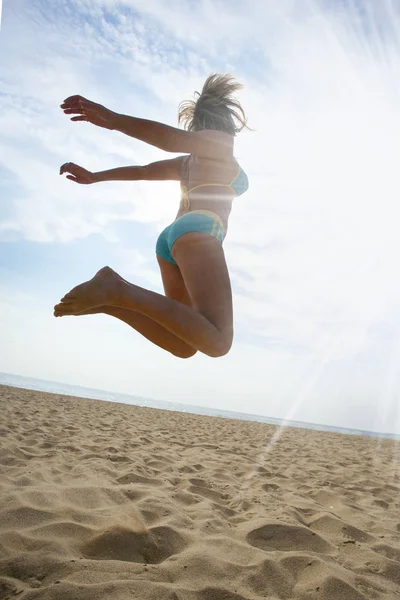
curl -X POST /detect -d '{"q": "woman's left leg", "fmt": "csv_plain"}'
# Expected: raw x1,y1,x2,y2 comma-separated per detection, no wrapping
71,305,197,358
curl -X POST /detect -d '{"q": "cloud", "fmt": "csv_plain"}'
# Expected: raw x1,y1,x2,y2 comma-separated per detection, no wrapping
1,0,400,433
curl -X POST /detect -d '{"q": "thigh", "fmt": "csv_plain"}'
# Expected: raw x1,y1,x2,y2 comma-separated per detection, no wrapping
171,232,233,339
157,255,192,307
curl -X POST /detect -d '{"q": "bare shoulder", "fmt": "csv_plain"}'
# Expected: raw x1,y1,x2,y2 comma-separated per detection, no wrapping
193,130,233,144
184,129,234,160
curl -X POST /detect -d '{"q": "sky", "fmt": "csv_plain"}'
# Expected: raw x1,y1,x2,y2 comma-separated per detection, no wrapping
1,0,400,434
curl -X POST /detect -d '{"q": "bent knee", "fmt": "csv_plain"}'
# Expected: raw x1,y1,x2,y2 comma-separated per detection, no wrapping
207,348,231,358
206,338,233,358
172,347,198,359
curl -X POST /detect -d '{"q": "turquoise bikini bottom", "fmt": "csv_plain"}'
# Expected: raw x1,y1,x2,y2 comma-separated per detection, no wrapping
156,210,225,265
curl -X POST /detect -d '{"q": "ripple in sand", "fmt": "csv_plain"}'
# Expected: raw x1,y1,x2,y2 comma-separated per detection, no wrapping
244,558,292,598
318,575,366,600
0,576,25,598
194,588,249,600
0,507,55,529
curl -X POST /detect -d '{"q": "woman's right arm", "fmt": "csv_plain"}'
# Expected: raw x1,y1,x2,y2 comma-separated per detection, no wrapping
61,96,233,159
60,156,185,184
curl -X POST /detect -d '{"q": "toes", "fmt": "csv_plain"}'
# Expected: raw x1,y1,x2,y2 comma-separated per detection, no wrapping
57,307,76,314
61,293,76,302
61,286,81,301
54,302,77,315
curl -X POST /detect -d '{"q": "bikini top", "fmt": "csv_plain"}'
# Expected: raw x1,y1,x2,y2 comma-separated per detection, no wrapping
180,155,249,212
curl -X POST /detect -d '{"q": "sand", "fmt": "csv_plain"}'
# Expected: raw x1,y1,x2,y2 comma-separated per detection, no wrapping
0,385,399,600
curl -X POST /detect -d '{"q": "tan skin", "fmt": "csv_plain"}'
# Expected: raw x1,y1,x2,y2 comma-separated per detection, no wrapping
54,95,239,358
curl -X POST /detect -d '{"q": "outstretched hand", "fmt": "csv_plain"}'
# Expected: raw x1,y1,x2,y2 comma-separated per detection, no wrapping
60,96,117,130
60,162,96,184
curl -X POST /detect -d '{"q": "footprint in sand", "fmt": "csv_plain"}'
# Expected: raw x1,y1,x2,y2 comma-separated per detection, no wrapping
174,491,202,506
188,479,228,503
116,472,161,486
80,525,185,564
281,556,367,600
106,455,131,463
247,523,335,553
311,575,366,600
307,514,374,544
372,543,400,562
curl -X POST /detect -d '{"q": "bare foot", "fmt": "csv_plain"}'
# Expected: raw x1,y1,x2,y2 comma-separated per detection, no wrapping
54,267,123,317
53,306,107,317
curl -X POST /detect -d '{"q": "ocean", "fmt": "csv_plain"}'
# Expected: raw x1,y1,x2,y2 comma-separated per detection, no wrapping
1,372,399,441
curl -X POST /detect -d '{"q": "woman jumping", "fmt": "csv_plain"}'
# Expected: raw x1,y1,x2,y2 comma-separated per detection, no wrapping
54,74,249,359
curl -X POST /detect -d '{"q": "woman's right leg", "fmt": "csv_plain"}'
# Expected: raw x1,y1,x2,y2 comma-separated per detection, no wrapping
55,234,232,357
74,256,197,359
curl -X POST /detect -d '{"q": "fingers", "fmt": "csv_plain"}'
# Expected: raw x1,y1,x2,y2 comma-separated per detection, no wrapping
60,162,80,178
62,103,89,113
63,108,84,115
61,95,88,106
60,161,75,174
61,96,99,114
59,162,89,184
60,162,71,175
61,96,93,112
60,96,91,117
61,96,107,130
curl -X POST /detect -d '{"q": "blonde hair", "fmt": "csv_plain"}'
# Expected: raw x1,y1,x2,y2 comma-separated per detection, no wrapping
178,73,248,135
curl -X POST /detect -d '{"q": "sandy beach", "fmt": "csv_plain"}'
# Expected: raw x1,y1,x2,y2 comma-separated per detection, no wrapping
0,385,399,599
